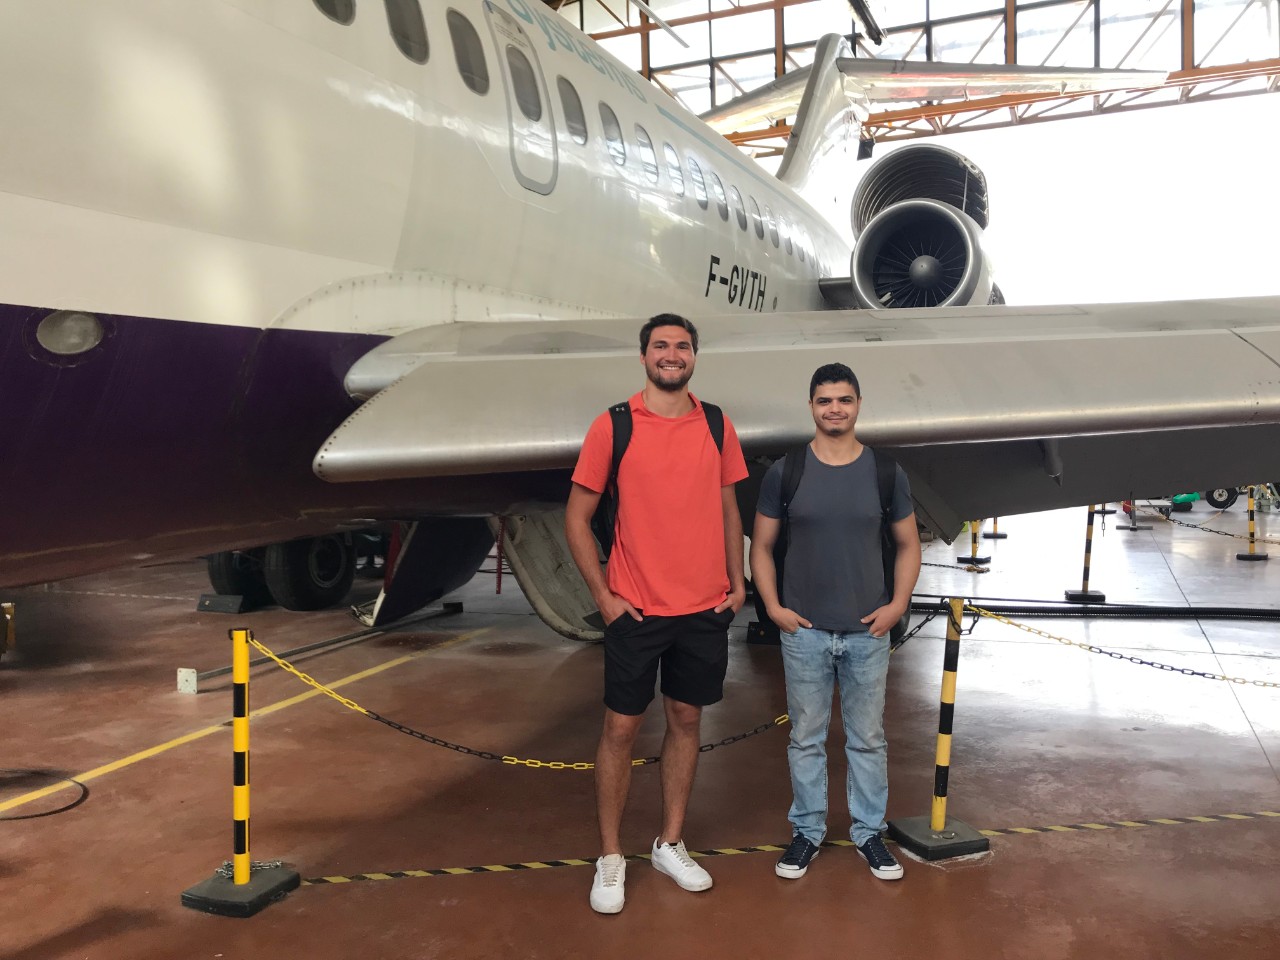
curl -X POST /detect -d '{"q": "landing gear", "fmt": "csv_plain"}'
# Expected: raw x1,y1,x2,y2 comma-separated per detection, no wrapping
206,549,271,608
1205,488,1240,510
262,535,357,611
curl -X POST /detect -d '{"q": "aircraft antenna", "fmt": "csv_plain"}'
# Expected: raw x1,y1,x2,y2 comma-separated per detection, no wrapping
631,0,689,49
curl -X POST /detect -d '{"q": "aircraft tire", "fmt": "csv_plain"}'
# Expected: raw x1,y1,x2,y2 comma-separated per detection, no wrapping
263,535,356,611
207,549,272,608
1205,488,1239,510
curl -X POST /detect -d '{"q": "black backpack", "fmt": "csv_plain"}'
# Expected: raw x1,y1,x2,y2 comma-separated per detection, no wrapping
766,444,908,644
590,400,725,558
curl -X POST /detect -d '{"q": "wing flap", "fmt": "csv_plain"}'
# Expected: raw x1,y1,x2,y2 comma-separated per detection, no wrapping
314,298,1280,484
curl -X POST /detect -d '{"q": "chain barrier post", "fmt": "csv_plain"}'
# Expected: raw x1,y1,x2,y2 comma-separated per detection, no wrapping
182,628,300,918
1122,491,1152,533
956,520,991,565
888,598,990,860
1236,486,1269,562
1,602,14,662
1066,505,1106,602
982,517,1008,541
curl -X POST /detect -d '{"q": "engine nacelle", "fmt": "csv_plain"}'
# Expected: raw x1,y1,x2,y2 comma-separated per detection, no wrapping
848,143,997,310
851,143,990,235
851,199,994,309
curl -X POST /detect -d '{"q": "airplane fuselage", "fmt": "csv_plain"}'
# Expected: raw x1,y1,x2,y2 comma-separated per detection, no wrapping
0,0,849,586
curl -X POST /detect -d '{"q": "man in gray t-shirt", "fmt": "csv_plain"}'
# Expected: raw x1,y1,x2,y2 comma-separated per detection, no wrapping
750,362,921,884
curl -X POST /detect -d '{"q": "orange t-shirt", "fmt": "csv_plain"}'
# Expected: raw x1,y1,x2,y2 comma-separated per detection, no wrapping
572,392,749,616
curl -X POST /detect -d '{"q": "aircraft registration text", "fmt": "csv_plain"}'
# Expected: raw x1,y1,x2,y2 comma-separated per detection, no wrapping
705,256,768,312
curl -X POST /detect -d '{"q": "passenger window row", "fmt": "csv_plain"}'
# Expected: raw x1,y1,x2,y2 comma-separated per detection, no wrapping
311,1,816,267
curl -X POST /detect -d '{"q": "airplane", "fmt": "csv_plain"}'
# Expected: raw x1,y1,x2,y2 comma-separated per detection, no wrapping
3,0,1280,640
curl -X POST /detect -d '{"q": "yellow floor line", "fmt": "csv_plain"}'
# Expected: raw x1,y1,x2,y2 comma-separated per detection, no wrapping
0,630,484,815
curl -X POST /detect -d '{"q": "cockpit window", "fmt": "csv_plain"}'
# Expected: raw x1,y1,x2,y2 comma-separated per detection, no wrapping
559,77,588,144
506,46,542,121
385,0,428,64
448,10,488,95
313,0,355,25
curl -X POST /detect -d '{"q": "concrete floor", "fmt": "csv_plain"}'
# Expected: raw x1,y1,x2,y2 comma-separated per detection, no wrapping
1,503,1278,959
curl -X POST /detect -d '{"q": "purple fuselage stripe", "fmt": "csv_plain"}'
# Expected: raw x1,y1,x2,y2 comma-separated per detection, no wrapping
0,304,568,586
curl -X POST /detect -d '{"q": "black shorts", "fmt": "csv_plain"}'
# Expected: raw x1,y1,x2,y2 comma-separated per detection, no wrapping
603,607,733,716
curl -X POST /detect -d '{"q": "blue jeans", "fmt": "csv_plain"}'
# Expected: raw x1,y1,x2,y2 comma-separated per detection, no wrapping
780,626,890,846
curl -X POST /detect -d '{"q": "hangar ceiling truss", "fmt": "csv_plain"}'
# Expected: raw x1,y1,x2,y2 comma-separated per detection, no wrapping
541,1,1280,152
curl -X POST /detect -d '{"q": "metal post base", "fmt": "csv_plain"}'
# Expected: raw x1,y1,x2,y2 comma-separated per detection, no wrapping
181,866,300,918
956,554,991,564
1122,523,1152,532
1095,507,1117,515
887,815,990,861
982,532,1008,540
1064,589,1106,603
1236,553,1269,561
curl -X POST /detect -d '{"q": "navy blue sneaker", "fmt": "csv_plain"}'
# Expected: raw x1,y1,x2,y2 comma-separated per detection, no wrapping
856,835,903,880
775,835,820,879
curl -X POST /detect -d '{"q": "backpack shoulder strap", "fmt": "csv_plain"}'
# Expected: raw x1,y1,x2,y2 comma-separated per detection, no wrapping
700,401,725,452
780,443,810,516
607,401,632,484
871,446,897,521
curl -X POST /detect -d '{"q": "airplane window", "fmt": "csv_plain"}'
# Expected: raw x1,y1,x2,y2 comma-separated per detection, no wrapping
385,0,429,64
559,77,588,144
764,204,779,247
688,158,709,210
729,186,747,231
797,227,807,263
709,173,729,222
447,10,488,96
506,46,542,121
313,0,354,25
635,125,659,184
781,216,793,255
664,144,684,196
749,196,764,239
599,103,626,167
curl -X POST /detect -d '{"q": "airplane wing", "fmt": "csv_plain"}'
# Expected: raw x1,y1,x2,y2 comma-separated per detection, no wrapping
699,55,1166,133
314,297,1280,538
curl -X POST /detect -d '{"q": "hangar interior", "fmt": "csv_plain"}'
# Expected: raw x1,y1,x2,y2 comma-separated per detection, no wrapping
2,1,1279,958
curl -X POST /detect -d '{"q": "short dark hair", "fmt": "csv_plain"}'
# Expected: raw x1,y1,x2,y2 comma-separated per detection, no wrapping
640,313,699,354
809,362,860,399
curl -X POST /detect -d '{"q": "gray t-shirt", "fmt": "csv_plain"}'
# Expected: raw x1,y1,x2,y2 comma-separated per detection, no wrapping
757,447,913,632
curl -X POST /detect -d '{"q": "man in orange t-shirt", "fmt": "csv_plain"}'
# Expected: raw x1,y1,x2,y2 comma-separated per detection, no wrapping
565,313,748,915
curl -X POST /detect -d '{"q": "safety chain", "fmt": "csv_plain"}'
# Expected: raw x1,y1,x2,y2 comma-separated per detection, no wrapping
924,560,989,574
215,859,284,879
965,605,1280,688
247,638,789,771
1136,507,1280,546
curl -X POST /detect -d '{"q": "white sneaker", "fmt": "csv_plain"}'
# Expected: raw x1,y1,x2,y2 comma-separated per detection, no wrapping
590,854,626,914
651,838,713,892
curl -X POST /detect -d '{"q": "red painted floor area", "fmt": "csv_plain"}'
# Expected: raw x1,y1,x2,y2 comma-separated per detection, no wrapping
1,506,1278,959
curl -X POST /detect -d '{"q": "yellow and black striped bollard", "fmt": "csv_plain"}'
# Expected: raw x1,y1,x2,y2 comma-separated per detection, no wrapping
181,629,299,917
1066,505,1106,602
1236,486,1270,562
887,598,990,860
956,520,991,565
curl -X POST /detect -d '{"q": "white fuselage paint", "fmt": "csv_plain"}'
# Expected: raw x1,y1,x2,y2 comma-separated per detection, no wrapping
0,0,848,335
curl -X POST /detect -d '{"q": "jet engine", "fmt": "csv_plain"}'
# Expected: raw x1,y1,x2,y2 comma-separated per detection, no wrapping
848,144,1002,309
